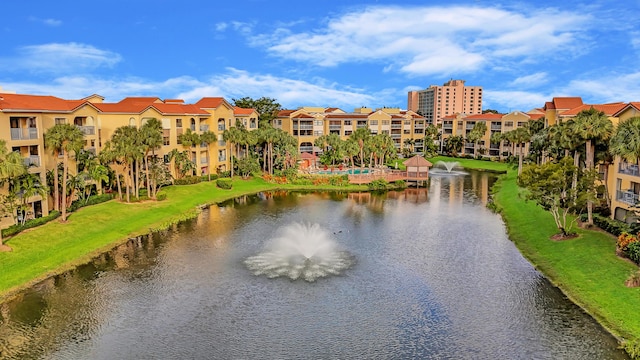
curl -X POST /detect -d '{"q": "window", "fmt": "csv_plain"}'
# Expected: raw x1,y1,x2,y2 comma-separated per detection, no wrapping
505,121,513,127
163,129,170,146
382,120,390,125
314,130,323,136
55,118,66,125
314,120,323,126
176,118,183,128
344,120,352,126
370,120,378,125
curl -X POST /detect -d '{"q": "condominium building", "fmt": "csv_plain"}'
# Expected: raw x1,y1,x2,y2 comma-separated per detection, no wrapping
0,91,257,229
408,79,483,125
273,106,428,154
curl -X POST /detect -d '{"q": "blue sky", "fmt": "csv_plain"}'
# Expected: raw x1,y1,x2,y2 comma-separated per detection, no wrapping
1,0,639,113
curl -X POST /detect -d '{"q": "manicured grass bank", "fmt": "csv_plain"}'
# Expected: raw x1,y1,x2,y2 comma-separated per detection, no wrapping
492,167,640,345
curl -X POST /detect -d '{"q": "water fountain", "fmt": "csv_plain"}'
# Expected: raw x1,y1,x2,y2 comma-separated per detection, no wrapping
244,222,355,282
431,161,466,175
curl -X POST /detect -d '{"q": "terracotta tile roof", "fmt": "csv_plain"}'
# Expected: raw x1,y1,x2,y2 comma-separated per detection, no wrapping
403,155,432,167
278,110,295,116
528,113,545,120
0,93,86,112
94,102,209,115
552,97,583,110
195,97,227,109
544,101,555,110
464,113,504,120
117,97,161,105
612,102,640,117
152,103,210,116
559,103,627,116
233,106,255,116
325,107,342,112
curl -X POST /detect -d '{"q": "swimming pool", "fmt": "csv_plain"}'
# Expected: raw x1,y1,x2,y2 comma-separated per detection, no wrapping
316,168,372,175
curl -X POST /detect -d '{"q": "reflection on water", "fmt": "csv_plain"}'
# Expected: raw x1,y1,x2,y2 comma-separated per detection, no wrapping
0,170,629,359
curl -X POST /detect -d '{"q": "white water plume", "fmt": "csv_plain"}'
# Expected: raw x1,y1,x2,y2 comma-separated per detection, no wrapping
244,223,355,282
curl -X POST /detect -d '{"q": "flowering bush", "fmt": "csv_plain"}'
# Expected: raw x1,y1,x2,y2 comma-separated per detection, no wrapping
617,232,638,251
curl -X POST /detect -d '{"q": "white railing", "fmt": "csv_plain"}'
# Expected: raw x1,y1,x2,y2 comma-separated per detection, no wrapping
617,190,639,205
10,128,38,140
77,125,95,135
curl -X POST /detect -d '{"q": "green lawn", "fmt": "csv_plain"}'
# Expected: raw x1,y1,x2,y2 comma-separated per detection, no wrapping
492,168,640,344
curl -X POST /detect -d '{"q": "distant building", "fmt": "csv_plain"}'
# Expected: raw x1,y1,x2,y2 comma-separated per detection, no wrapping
407,79,483,125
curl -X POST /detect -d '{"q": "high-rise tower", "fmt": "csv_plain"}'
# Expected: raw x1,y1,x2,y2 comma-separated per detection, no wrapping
408,79,483,125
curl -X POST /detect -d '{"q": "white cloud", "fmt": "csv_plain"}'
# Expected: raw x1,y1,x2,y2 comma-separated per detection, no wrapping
483,90,550,112
2,68,384,109
178,68,378,109
29,16,62,27
564,72,640,103
1,43,122,74
249,5,590,76
215,22,228,32
510,72,549,88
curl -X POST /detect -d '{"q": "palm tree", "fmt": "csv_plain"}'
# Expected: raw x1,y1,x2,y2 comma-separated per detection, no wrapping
140,119,163,197
350,127,371,171
343,139,360,168
44,125,65,212
45,124,84,221
504,127,531,176
223,126,244,177
610,117,640,164
0,140,28,250
14,173,48,225
200,130,217,181
574,108,613,170
467,121,488,158
573,108,613,225
445,135,464,156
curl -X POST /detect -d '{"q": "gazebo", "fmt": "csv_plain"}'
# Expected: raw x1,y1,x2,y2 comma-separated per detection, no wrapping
403,155,432,186
299,152,319,170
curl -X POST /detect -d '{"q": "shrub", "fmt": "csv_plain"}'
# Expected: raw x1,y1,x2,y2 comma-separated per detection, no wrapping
174,176,202,185
1,211,61,237
627,241,640,264
588,214,632,237
393,180,407,188
367,179,389,190
216,178,233,189
200,174,218,182
156,193,167,201
69,193,115,212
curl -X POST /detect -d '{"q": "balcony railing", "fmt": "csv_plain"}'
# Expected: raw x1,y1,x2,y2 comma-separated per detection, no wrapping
329,125,341,130
619,164,640,177
218,125,226,131
465,142,475,148
617,190,639,206
10,128,38,140
391,124,402,129
414,124,424,129
200,125,209,132
218,156,226,162
23,155,41,167
491,125,502,131
201,158,209,164
77,125,95,135
218,140,226,146
299,146,313,153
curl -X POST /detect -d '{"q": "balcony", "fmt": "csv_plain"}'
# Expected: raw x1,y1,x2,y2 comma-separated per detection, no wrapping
201,158,209,165
77,125,96,135
465,142,475,148
391,124,402,129
466,124,475,130
414,124,424,129
200,125,209,132
391,134,401,139
218,156,226,162
23,155,41,167
619,164,640,177
329,125,341,130
491,125,502,131
218,140,226,146
617,190,639,206
10,128,38,140
299,146,313,153
293,124,313,130
356,124,368,129
218,125,226,131
442,124,453,129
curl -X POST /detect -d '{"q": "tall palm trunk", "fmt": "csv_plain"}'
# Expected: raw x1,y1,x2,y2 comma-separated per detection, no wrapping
61,152,69,221
145,155,151,198
116,171,123,201
53,153,60,212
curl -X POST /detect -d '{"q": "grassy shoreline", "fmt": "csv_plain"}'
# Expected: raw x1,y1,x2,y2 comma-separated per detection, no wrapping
1,159,639,353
